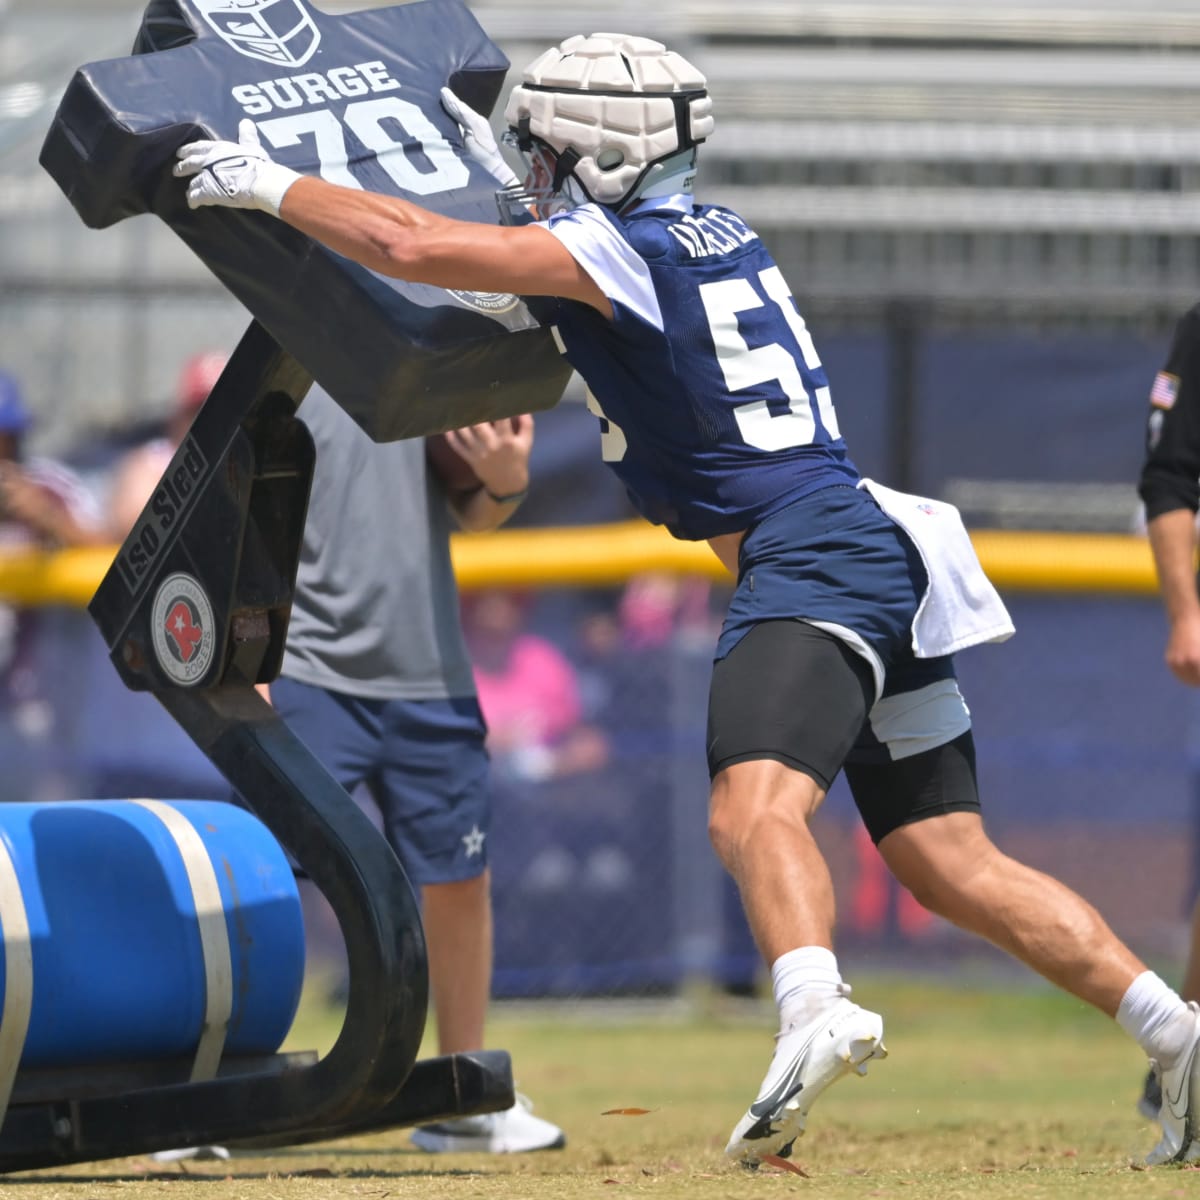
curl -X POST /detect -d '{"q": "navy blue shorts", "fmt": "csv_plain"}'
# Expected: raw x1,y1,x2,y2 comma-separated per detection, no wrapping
718,484,927,675
271,677,490,886
712,485,973,778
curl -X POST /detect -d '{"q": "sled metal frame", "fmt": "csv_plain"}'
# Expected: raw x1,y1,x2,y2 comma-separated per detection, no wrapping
0,321,513,1172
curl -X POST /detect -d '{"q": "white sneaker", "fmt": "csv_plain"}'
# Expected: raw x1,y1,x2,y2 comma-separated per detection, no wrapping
1147,1001,1200,1166
149,1146,231,1163
725,992,887,1167
410,1094,565,1154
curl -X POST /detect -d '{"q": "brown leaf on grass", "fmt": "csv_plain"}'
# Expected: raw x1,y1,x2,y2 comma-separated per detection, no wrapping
601,1107,656,1116
762,1155,809,1176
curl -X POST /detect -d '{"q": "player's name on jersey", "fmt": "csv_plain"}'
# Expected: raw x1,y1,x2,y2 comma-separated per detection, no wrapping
667,209,760,260
232,60,401,116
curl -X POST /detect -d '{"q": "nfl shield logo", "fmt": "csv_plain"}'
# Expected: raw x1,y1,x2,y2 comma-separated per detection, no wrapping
194,0,321,68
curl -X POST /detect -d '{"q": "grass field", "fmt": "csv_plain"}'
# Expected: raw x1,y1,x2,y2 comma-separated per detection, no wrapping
10,972,1199,1199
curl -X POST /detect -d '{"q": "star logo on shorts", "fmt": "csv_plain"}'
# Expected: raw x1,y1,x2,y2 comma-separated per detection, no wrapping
462,824,486,858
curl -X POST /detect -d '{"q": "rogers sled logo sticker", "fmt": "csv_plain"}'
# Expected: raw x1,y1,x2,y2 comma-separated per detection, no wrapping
151,572,217,686
447,290,521,314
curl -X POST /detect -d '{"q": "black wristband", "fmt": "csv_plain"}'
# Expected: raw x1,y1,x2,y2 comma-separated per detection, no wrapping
484,486,528,505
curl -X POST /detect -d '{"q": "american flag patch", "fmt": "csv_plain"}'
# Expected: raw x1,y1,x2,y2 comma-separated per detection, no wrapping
1149,371,1180,409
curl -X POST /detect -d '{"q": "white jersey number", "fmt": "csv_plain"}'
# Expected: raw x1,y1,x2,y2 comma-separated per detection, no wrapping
700,265,840,451
257,98,469,197
586,266,839,461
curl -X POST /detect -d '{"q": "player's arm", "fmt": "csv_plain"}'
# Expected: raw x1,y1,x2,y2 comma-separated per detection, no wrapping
174,121,610,315
285,176,606,312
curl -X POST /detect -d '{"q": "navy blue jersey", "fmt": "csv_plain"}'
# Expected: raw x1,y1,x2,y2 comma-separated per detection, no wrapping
544,197,859,540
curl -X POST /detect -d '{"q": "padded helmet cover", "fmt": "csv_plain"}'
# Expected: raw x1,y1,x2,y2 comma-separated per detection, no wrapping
503,32,714,208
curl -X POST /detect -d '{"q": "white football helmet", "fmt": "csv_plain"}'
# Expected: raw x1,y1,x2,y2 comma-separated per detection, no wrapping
499,32,714,221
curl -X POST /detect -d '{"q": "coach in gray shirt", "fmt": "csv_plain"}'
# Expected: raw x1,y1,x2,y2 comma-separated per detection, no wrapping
271,385,564,1154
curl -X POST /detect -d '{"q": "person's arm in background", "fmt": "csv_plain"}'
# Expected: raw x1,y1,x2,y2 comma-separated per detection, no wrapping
427,414,534,533
0,460,106,548
1147,510,1200,686
1140,306,1200,686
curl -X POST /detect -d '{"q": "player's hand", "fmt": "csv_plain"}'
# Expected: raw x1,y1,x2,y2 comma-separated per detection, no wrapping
1166,613,1200,687
440,87,520,188
174,119,300,216
443,414,534,502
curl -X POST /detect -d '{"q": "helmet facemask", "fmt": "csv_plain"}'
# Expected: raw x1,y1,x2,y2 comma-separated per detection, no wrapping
496,123,589,225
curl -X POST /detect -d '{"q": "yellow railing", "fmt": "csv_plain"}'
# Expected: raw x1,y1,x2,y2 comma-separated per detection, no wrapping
0,524,1160,608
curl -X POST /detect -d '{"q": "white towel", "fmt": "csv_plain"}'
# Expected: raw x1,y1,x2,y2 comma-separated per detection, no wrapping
860,478,1016,659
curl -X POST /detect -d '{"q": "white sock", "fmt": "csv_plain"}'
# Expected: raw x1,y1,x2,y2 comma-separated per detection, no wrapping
1117,971,1196,1065
771,946,845,1030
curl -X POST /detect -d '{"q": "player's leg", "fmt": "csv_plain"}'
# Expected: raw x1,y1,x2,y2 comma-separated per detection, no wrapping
883,809,1144,1012
880,800,1200,1164
374,696,564,1154
846,664,1200,1165
709,621,888,1166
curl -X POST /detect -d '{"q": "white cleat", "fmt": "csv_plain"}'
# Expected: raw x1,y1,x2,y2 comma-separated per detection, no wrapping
725,992,887,1167
1147,1002,1200,1166
149,1146,230,1163
410,1094,565,1154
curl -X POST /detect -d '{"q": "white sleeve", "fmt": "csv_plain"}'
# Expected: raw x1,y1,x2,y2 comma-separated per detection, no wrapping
543,205,663,331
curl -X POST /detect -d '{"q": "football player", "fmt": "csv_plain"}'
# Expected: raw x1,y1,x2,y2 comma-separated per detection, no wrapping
175,33,1200,1167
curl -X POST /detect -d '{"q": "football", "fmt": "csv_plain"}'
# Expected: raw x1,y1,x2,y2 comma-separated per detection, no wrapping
425,432,481,493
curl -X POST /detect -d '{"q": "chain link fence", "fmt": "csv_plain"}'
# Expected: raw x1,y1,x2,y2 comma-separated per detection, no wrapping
0,1,1198,994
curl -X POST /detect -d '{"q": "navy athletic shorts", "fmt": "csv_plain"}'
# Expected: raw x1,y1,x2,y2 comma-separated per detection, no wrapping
271,676,491,885
707,486,979,840
717,483,927,675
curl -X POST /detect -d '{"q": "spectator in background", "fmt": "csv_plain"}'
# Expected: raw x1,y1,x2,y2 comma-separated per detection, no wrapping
267,387,564,1155
464,587,609,784
619,573,719,654
1136,301,1200,1122
0,372,105,552
105,351,226,539
0,370,106,800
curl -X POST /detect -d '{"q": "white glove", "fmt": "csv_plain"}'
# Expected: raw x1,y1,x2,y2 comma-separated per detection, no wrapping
440,87,520,189
173,119,301,217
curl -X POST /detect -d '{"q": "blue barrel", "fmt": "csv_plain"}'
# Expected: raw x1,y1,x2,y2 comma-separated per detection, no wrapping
0,799,305,1068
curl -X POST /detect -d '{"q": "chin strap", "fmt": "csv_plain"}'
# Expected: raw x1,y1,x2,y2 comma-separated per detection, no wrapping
551,146,581,193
